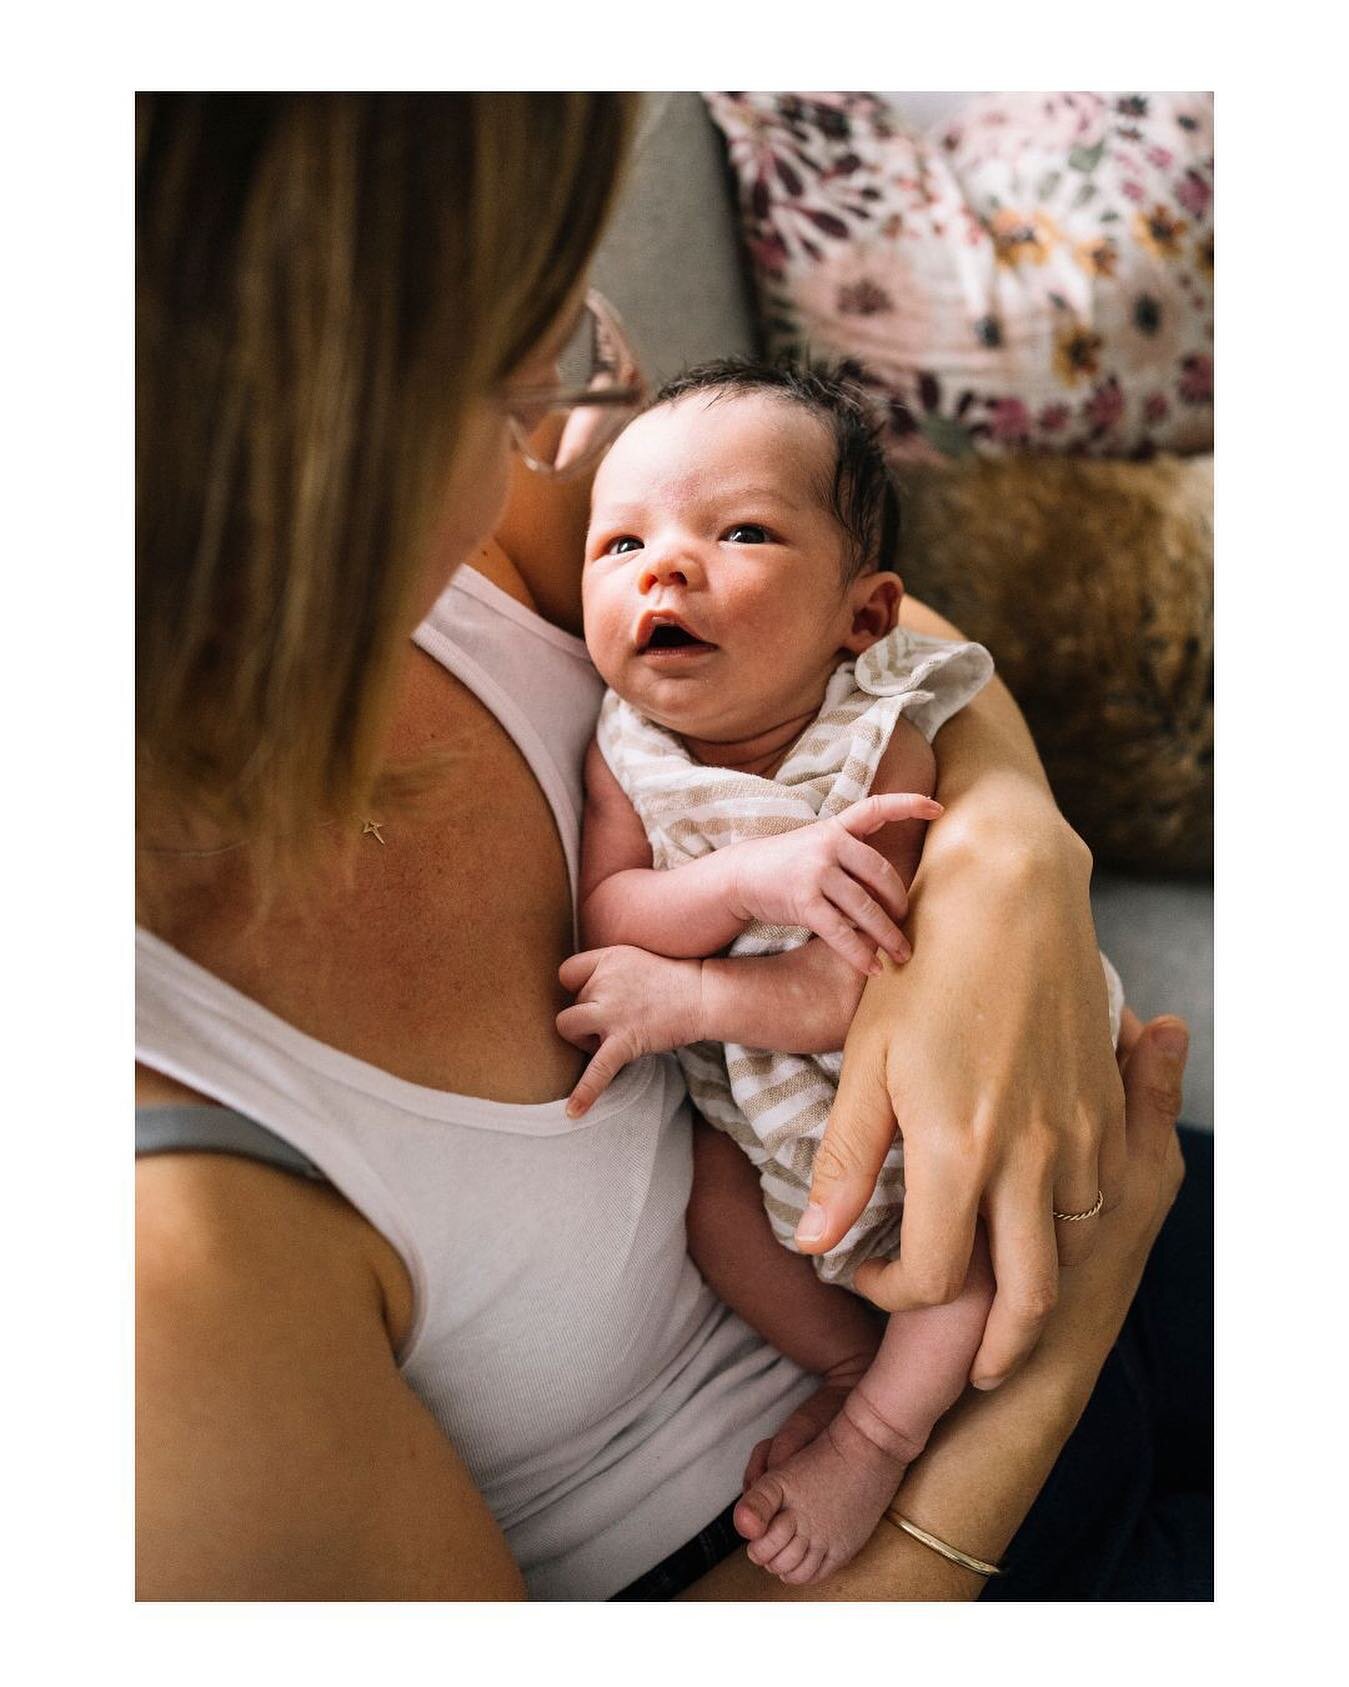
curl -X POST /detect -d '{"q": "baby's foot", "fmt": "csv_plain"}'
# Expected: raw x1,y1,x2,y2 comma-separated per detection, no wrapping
740,1371,858,1493
733,1385,921,1586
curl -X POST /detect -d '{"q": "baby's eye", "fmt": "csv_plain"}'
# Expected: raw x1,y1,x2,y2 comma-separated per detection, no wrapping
604,535,644,556
723,523,771,544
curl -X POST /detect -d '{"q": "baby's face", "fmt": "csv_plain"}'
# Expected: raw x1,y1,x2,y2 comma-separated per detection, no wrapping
583,393,867,743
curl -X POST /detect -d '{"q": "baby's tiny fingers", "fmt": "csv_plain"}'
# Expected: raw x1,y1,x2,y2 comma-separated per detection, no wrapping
823,866,908,963
838,833,909,924
811,900,883,976
558,949,603,993
556,1002,604,1050
564,1068,608,1118
838,792,943,839
564,1036,629,1119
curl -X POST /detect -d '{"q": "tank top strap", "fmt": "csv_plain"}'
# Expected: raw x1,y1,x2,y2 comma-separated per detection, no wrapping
136,1102,326,1182
414,566,602,930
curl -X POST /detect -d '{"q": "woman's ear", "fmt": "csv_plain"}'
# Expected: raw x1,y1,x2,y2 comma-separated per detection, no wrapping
840,571,903,655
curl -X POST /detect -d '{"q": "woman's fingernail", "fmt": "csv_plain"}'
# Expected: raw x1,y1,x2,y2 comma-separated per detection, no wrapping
1154,1023,1189,1062
971,1374,1005,1392
796,1203,827,1243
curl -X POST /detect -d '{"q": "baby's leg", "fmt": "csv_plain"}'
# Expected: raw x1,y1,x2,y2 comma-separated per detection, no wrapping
687,1117,882,1375
734,1228,994,1586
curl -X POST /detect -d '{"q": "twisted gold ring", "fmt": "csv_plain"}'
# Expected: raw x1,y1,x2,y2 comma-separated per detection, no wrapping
1053,1189,1105,1223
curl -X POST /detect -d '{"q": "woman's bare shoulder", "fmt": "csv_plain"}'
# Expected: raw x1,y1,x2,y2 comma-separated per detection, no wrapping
137,1146,392,1302
468,537,541,611
490,452,592,636
136,1064,415,1341
136,1151,525,1599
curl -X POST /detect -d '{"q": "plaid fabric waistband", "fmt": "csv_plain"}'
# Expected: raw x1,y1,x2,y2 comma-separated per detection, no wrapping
609,1500,742,1600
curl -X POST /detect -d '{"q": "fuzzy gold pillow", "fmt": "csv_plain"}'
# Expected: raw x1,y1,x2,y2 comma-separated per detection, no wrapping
895,453,1212,874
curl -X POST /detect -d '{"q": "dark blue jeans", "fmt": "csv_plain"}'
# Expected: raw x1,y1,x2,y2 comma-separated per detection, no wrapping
614,1127,1213,1602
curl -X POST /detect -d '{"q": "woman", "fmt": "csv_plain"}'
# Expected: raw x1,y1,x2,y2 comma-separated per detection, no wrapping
136,93,1210,1599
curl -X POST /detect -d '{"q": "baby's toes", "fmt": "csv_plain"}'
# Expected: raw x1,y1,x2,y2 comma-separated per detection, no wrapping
746,1506,799,1568
733,1473,785,1542
767,1531,810,1579
779,1542,828,1586
741,1437,773,1492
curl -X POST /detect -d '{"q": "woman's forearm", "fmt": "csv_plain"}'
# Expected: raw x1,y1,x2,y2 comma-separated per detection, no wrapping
683,1021,1185,1606
680,1307,1109,1601
900,593,1083,863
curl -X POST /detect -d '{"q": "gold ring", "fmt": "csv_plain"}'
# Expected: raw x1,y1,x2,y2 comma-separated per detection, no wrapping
1053,1189,1104,1223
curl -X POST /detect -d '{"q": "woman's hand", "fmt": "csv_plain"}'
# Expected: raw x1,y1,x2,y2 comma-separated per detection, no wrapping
796,807,1129,1391
682,1016,1189,1602
557,946,703,1116
1027,1015,1186,1353
725,793,943,976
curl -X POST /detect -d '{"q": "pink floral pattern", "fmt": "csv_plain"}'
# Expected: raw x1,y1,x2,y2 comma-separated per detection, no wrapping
704,91,1214,460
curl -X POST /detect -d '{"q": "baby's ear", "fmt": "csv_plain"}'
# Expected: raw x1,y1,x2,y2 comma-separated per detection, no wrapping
841,570,903,655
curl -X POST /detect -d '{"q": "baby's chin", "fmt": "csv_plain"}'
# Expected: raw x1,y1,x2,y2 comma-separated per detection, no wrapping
609,670,741,740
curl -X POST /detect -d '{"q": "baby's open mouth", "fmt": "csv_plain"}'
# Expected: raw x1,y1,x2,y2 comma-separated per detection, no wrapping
636,612,718,656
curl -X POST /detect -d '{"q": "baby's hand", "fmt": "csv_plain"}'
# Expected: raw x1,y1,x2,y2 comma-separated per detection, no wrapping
725,793,942,976
557,946,703,1118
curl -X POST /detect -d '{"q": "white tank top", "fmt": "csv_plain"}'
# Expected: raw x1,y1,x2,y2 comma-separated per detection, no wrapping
135,565,812,1601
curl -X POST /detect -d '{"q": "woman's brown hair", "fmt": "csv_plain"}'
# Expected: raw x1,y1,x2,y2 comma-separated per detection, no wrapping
137,92,637,886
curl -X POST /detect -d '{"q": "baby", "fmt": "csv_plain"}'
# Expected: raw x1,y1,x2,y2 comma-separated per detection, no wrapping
558,360,1123,1586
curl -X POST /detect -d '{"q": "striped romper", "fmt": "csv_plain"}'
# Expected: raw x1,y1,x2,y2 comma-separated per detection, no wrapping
597,625,1123,1286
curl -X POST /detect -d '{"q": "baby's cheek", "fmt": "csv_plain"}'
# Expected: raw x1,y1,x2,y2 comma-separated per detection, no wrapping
583,597,629,690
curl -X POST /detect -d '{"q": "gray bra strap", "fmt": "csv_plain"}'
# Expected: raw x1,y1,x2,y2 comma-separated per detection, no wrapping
135,1104,327,1184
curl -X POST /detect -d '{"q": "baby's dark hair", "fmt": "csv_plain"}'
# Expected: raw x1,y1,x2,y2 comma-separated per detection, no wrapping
649,357,901,582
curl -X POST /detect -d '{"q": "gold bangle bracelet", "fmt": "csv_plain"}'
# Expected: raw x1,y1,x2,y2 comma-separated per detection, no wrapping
884,1508,1003,1579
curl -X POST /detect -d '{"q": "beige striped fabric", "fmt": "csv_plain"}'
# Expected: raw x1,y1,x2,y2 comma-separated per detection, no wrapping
600,627,1125,1286
597,628,996,1285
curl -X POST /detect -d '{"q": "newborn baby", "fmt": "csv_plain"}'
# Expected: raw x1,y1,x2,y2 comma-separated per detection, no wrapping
558,360,1124,1585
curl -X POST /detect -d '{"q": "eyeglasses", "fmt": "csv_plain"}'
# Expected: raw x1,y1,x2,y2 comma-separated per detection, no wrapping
504,289,645,480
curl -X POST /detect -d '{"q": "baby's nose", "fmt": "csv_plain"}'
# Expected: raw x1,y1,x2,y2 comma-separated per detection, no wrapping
638,553,691,592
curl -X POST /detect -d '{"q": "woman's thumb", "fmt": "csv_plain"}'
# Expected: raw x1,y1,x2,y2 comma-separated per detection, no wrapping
1123,1016,1189,1139
797,1059,897,1254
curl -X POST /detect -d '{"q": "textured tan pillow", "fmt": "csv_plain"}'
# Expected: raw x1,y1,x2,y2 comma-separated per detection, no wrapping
896,453,1212,874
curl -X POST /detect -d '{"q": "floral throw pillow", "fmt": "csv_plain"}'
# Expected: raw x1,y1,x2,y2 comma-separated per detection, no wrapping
704,91,1213,460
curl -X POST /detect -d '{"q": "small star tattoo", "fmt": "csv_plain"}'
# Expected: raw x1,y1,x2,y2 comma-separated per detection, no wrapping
361,819,386,845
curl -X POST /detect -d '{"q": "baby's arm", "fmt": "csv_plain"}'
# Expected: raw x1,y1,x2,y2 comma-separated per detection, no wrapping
559,941,863,1113
699,718,938,1051
561,721,941,1112
580,741,934,974
578,739,743,956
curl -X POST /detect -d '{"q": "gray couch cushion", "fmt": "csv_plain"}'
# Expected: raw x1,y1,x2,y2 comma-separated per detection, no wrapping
592,93,758,382
1091,872,1213,1131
